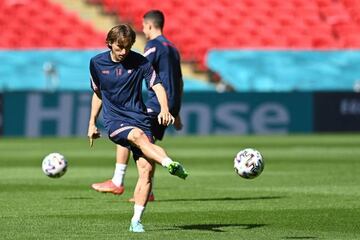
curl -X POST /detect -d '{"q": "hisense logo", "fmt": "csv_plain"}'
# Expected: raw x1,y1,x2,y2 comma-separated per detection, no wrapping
20,93,294,136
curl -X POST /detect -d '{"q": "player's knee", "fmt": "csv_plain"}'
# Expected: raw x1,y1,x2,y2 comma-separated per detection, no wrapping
129,128,147,144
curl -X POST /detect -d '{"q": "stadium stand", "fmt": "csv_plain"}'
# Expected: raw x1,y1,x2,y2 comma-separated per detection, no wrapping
1,0,360,91
93,0,360,62
0,0,105,48
207,50,360,91
91,0,360,91
0,50,215,91
0,0,213,91
0,50,97,90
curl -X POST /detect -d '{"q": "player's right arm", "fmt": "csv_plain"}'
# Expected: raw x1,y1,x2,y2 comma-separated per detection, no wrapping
88,59,102,146
88,92,102,142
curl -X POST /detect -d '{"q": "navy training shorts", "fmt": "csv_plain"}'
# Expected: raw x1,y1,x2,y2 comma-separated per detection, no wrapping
108,121,154,160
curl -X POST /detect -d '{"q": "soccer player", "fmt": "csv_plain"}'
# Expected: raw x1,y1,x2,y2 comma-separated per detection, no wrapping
91,10,184,202
87,24,188,232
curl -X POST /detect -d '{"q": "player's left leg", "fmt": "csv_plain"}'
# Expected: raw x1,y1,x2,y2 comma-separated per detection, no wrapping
133,157,153,206
129,122,165,202
129,157,154,233
127,128,188,179
129,163,155,202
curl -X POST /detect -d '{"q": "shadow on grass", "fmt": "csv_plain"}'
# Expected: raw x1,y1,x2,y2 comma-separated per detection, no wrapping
64,197,94,200
161,223,266,232
156,196,284,202
283,237,318,239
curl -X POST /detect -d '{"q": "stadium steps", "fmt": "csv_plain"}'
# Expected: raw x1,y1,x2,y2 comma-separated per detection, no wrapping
49,0,147,51
181,63,208,82
49,0,116,31
50,0,208,82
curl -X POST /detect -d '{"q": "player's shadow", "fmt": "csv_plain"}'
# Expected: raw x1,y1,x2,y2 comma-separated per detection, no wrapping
64,197,94,200
156,196,283,202
282,237,318,239
168,223,266,232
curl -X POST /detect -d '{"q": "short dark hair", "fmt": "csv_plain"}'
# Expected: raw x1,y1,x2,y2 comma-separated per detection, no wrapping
106,24,136,48
143,10,165,30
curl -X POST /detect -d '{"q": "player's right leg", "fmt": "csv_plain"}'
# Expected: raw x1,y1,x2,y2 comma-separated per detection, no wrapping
127,128,188,179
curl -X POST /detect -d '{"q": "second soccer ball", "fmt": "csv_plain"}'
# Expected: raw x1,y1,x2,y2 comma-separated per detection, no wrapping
234,148,264,179
42,152,68,178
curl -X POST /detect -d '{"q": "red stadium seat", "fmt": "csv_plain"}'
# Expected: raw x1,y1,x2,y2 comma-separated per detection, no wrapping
88,0,360,67
333,23,360,36
340,34,360,48
5,0,359,69
0,0,105,49
320,4,351,24
4,0,360,71
341,0,359,8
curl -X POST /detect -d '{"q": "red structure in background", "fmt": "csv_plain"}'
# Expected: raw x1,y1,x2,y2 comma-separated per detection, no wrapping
98,0,360,69
2,0,360,69
0,0,105,49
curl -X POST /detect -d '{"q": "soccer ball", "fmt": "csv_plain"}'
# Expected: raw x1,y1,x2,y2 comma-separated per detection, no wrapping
234,148,264,179
42,153,68,178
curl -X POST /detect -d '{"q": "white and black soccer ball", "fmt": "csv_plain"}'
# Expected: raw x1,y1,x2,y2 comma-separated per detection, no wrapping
42,153,68,178
234,148,264,179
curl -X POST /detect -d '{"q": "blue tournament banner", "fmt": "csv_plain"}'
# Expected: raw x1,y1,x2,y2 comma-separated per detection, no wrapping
314,92,360,132
170,92,313,135
3,91,313,137
4,92,93,137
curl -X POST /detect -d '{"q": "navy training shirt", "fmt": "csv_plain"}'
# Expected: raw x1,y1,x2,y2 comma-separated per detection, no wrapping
144,35,183,116
90,50,162,131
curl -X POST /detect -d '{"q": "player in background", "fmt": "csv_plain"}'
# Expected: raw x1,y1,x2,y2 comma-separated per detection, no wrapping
88,24,188,232
91,10,184,202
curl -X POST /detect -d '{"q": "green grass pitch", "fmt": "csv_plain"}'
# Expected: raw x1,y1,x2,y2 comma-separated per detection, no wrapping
0,134,359,239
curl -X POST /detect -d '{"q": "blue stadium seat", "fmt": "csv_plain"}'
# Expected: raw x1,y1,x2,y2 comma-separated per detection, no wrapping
0,50,215,91
207,50,360,91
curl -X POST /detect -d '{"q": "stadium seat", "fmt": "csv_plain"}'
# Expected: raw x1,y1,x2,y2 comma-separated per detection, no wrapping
340,34,360,47
320,5,351,24
0,0,105,49
3,0,358,70
89,0,360,69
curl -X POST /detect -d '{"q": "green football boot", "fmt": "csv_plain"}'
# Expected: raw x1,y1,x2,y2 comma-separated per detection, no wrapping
168,162,188,179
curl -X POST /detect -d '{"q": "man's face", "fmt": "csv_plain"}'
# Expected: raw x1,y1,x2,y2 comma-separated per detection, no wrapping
110,42,131,62
142,20,151,40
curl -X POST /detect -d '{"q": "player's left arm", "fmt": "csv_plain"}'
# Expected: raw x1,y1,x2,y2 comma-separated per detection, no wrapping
174,77,183,131
174,115,183,130
152,83,175,126
174,58,184,130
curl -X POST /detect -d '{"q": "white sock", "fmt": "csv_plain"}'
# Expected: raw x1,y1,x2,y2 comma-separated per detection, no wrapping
161,157,173,168
111,163,127,187
131,204,145,223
